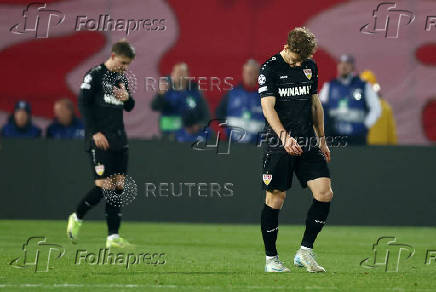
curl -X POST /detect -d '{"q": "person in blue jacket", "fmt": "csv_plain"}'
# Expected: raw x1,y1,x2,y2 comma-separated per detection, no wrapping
46,98,84,139
175,107,210,143
151,62,210,140
319,54,381,145
215,59,265,144
1,100,41,138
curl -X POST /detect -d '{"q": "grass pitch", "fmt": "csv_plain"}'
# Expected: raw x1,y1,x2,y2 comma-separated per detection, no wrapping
1,220,436,291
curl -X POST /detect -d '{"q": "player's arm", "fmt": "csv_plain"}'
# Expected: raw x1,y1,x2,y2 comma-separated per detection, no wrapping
310,60,330,161
261,96,302,155
79,71,109,150
122,88,135,112
312,93,330,161
363,82,381,128
311,93,325,138
113,81,135,112
259,62,302,155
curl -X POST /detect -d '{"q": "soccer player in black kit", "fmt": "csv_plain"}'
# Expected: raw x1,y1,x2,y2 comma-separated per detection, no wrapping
259,27,333,272
67,41,135,248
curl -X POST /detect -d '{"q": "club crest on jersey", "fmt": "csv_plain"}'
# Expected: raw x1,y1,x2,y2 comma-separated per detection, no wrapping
303,69,312,80
95,164,105,176
263,174,272,185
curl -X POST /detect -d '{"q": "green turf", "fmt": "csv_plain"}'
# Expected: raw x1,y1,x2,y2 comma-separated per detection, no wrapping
1,220,436,291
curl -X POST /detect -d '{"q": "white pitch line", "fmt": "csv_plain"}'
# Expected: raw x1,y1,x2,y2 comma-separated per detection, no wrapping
0,284,435,291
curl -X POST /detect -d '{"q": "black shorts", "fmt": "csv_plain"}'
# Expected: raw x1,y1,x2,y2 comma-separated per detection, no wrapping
88,146,128,179
261,147,330,191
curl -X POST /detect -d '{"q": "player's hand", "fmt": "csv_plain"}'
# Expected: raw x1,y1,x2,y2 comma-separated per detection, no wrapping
281,134,303,156
158,78,169,95
113,83,129,101
93,132,109,150
319,138,331,162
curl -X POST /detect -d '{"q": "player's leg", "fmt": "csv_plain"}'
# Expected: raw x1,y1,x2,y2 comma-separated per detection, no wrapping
294,177,332,272
67,178,107,243
67,147,110,243
294,148,332,272
302,177,333,249
261,152,293,272
262,190,285,257
262,190,290,272
105,149,131,248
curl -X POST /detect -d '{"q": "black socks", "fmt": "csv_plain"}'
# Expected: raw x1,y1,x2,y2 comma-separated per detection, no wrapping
261,204,280,256
76,186,103,219
76,186,122,236
301,199,331,249
105,202,121,235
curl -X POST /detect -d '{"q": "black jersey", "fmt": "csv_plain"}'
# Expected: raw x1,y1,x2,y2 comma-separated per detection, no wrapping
258,53,318,151
78,63,135,151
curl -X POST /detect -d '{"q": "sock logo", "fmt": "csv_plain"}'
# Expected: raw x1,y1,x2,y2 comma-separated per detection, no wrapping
263,174,272,185
95,164,105,176
266,227,278,233
314,219,326,224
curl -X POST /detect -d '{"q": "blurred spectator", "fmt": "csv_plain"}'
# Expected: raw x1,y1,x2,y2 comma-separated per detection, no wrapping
46,98,84,139
319,54,381,145
175,107,209,143
215,59,264,143
151,62,210,140
1,100,41,138
360,70,397,145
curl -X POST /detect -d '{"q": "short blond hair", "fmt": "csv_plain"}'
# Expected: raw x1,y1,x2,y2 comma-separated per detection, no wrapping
287,27,317,61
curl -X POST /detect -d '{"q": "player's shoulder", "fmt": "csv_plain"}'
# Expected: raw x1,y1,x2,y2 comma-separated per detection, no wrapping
260,53,282,73
85,64,105,77
302,58,318,70
82,64,105,86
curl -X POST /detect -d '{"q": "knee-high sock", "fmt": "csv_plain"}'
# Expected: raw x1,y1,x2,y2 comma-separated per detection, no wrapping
76,186,103,219
261,204,280,256
105,201,122,236
301,199,330,249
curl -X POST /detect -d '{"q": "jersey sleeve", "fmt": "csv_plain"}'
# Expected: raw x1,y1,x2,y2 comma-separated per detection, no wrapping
121,76,135,112
258,63,277,98
310,59,319,95
78,70,100,135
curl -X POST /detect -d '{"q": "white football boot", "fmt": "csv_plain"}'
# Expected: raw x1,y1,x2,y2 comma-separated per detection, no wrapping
294,248,326,272
265,255,291,272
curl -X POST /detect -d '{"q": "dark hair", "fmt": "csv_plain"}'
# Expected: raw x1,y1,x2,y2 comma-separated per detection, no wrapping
182,108,202,128
112,40,136,59
56,98,74,113
287,27,317,62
